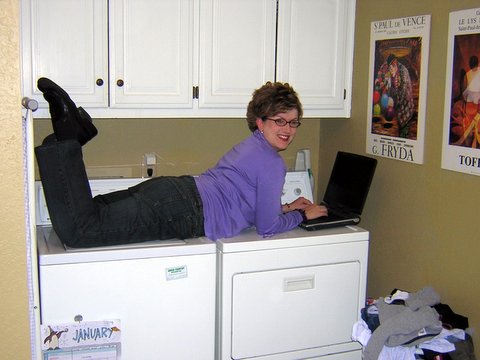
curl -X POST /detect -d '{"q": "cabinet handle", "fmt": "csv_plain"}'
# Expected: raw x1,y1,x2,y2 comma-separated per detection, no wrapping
192,85,199,99
96,78,104,86
117,79,124,87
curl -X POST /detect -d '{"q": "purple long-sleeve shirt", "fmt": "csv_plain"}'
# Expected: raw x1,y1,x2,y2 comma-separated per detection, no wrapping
194,130,303,240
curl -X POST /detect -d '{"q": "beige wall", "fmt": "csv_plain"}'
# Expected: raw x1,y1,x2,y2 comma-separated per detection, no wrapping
319,0,480,356
33,118,321,185
0,0,30,359
2,0,479,358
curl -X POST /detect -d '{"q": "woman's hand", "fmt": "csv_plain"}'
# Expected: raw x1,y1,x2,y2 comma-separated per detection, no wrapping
283,198,329,220
282,197,312,213
303,204,328,220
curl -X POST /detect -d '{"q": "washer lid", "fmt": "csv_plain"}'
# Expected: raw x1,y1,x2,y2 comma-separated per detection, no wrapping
37,226,216,265
216,226,368,253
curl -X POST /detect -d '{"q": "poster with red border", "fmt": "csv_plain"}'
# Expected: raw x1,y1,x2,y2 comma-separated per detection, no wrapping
366,15,431,164
441,7,480,176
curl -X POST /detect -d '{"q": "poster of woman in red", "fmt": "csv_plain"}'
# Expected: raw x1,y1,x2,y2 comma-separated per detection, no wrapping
448,34,480,149
442,7,480,176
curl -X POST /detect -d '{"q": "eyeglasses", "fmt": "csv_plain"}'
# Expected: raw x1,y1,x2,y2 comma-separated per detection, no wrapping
263,117,302,128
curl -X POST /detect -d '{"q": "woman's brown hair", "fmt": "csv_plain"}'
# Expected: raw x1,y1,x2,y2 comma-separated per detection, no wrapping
246,82,303,132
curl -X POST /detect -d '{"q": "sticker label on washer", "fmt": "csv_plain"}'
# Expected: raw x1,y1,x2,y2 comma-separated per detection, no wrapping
165,265,188,280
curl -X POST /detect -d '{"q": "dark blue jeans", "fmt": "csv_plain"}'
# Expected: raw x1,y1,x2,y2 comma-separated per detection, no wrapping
35,140,204,248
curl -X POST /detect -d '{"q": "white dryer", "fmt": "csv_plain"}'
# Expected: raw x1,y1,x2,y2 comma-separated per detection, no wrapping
216,226,369,360
36,179,217,360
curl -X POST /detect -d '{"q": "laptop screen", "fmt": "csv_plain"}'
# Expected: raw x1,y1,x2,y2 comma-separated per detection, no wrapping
323,152,377,214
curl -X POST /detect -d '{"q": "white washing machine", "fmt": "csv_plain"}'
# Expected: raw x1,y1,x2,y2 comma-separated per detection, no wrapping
36,179,217,360
216,226,369,360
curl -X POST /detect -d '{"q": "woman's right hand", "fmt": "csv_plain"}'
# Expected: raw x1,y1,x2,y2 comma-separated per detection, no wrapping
303,204,328,220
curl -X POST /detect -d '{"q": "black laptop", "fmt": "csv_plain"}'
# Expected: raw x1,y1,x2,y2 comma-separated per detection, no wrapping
299,151,377,231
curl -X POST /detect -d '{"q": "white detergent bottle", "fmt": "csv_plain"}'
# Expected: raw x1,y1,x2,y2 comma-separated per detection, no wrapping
295,149,314,193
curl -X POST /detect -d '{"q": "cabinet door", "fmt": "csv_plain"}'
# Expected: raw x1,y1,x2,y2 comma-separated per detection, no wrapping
277,0,355,117
110,0,195,108
21,0,108,108
199,0,277,109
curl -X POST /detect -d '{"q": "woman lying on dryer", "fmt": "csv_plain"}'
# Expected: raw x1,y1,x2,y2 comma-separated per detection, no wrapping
35,78,327,248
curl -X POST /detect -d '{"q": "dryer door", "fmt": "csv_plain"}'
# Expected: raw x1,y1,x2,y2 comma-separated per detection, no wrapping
231,261,361,359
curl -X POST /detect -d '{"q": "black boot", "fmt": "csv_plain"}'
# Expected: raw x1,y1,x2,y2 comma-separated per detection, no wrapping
37,77,97,145
42,133,57,145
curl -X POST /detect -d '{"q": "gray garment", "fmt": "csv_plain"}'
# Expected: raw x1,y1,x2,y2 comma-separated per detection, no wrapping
377,286,441,324
405,286,441,311
363,287,443,360
450,334,477,360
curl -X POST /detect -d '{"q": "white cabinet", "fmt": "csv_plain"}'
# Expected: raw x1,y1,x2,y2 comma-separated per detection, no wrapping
198,0,357,117
21,0,197,117
109,0,195,108
198,0,277,109
21,0,108,108
277,0,355,117
110,0,278,114
21,0,355,118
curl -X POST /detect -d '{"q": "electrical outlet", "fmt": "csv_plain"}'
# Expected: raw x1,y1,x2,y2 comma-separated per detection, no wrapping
142,153,157,178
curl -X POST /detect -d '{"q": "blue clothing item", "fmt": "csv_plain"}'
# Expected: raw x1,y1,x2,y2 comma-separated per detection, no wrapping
195,130,303,240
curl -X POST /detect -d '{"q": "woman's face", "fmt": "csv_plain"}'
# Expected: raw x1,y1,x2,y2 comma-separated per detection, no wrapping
256,108,299,152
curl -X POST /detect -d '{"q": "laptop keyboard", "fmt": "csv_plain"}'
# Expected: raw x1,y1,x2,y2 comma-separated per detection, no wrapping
305,209,344,224
323,211,344,221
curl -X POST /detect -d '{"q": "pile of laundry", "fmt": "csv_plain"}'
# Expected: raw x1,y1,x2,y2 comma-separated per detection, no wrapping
352,287,475,360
